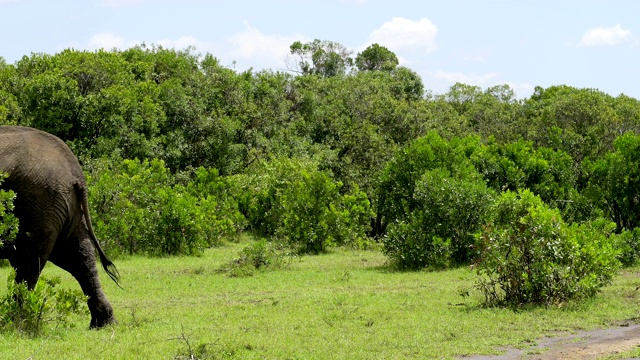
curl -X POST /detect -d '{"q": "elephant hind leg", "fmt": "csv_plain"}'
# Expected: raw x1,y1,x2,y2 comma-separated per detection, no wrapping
49,236,116,329
9,233,56,290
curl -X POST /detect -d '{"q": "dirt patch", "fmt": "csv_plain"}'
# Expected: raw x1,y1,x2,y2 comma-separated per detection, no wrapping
462,323,640,360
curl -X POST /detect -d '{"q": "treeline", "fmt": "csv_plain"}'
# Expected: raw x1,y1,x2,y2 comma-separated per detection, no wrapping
1,43,640,286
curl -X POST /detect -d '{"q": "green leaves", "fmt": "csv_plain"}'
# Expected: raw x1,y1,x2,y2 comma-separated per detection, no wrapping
0,173,18,247
238,157,372,254
86,158,242,256
289,39,354,78
474,190,620,307
379,133,494,269
355,43,398,72
0,272,88,337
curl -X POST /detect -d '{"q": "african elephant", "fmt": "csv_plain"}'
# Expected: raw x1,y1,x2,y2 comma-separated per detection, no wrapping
0,126,118,328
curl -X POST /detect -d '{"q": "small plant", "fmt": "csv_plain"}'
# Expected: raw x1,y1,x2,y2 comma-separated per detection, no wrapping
171,325,217,360
0,272,88,337
220,240,291,277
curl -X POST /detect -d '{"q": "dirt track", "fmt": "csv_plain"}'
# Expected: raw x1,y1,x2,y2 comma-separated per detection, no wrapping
463,323,640,360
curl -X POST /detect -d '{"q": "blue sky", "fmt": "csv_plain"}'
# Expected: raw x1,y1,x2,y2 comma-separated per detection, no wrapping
1,0,638,98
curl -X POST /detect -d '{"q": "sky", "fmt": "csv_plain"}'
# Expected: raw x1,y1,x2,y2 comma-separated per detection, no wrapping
1,0,638,99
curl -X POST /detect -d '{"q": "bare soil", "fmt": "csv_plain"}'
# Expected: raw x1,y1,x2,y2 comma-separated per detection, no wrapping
462,322,640,360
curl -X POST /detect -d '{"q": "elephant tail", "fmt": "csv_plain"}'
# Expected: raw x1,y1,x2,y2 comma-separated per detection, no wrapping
74,183,121,288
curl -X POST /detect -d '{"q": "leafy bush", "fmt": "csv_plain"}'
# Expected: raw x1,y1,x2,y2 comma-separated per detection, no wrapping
615,227,640,267
376,131,479,228
469,139,594,223
474,190,620,307
87,157,243,256
0,272,88,337
238,157,372,254
383,168,494,270
377,133,493,270
0,173,18,247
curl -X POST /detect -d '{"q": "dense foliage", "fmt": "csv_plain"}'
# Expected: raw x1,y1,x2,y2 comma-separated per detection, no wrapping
1,42,640,304
474,190,620,306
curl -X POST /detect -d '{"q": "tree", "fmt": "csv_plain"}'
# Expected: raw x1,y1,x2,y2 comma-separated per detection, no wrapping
524,85,622,163
588,133,640,231
288,39,353,77
355,43,398,72
443,83,525,142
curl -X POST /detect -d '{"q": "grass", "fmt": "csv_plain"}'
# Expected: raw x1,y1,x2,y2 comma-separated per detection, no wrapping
1,239,640,359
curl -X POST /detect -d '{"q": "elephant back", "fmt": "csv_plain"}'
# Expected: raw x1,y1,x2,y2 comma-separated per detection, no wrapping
0,126,84,191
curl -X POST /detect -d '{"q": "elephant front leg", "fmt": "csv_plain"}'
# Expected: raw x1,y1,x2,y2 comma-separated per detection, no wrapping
9,237,53,290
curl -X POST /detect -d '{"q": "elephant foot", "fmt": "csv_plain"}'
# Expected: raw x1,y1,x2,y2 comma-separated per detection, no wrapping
88,298,116,329
90,314,117,329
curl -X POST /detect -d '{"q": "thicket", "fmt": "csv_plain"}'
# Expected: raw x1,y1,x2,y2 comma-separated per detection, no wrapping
1,42,640,304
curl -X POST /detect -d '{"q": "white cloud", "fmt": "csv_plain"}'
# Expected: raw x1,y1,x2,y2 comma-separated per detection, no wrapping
87,33,140,50
157,36,202,50
503,81,535,96
580,24,633,47
368,17,438,54
226,22,307,70
0,0,18,3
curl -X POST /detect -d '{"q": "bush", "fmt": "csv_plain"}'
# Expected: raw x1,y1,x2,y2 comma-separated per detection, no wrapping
0,272,87,337
377,133,494,270
469,140,592,223
87,157,243,256
0,173,18,247
382,168,494,270
238,157,372,254
376,131,479,229
615,227,640,267
474,190,620,307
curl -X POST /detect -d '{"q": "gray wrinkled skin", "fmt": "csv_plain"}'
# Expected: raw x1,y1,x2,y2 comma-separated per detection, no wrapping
0,126,119,329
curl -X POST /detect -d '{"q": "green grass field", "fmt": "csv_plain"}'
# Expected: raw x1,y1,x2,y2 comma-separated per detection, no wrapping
1,240,640,359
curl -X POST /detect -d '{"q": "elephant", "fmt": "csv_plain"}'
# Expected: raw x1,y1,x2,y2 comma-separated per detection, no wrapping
0,125,119,328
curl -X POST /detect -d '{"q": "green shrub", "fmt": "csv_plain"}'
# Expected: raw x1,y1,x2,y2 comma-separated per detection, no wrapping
0,173,18,247
377,134,494,270
383,168,494,270
0,272,88,337
376,131,479,228
238,157,372,254
615,227,640,267
469,139,593,223
474,190,620,307
87,157,243,256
